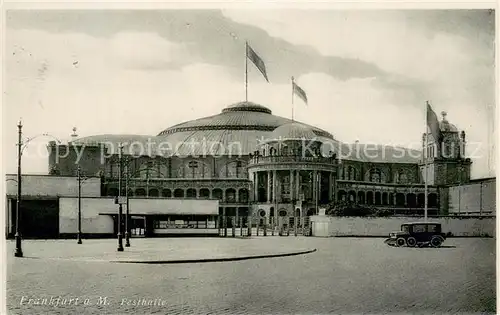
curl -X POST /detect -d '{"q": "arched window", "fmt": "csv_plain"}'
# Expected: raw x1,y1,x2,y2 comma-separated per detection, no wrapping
173,189,184,198
238,189,249,203
162,189,172,198
357,191,365,204
199,188,210,199
366,191,374,205
149,188,159,197
134,160,165,179
212,189,223,201
395,193,405,207
338,190,347,201
346,166,357,180
186,188,197,198
417,193,425,208
226,188,236,202
135,188,146,197
407,193,417,208
374,192,381,205
369,169,382,183
428,193,438,208
382,192,388,205
397,170,408,184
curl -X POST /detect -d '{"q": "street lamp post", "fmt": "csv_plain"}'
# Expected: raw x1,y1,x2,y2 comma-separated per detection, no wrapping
125,162,130,247
117,144,124,252
77,166,83,244
15,120,23,257
12,120,61,257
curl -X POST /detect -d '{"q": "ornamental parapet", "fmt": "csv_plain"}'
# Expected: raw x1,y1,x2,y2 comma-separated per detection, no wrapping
248,155,338,167
104,178,251,190
336,180,438,193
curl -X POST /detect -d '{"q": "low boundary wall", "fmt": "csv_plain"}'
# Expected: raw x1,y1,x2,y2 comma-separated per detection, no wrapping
311,216,496,237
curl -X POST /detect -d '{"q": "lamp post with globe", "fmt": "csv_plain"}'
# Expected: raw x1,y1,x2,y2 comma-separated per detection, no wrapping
14,119,61,257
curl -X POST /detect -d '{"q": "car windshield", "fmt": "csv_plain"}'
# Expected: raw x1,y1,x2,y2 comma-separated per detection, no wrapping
401,225,409,233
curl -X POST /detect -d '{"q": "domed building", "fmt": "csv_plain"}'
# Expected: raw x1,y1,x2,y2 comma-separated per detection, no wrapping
6,101,478,238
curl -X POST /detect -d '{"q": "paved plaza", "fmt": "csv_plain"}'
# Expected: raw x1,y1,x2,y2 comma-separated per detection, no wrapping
6,237,496,314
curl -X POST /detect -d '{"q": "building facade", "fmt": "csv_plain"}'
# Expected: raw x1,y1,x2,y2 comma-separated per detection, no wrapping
6,101,488,238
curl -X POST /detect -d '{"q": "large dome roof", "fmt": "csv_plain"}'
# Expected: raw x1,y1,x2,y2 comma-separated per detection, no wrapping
156,101,334,156
270,122,317,141
158,101,333,137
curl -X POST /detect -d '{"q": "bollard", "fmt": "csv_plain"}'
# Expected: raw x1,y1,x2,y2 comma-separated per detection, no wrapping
302,217,305,236
224,216,227,237
294,217,298,237
271,217,275,236
219,217,222,237
232,217,235,237
247,216,252,236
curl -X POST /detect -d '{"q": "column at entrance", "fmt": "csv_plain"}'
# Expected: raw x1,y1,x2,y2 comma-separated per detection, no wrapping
272,170,279,204
290,169,294,202
254,171,259,202
329,172,333,202
295,170,300,202
318,171,322,202
267,170,271,202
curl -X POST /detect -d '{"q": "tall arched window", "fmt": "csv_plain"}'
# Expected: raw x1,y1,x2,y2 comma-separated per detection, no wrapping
397,170,408,184
369,169,382,183
221,160,246,178
182,161,210,179
347,166,357,180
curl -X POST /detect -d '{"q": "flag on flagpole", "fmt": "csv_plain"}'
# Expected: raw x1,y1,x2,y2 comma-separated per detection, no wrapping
426,101,441,142
246,43,269,82
292,79,308,104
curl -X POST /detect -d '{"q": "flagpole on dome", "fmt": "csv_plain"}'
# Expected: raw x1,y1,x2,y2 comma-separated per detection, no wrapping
291,76,295,122
245,41,248,102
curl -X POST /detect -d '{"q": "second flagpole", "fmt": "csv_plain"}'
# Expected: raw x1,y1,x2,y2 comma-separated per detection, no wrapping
291,77,295,121
424,101,429,220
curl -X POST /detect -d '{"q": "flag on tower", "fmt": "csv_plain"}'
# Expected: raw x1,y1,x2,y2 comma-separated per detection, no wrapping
292,78,308,104
426,101,441,142
246,43,269,82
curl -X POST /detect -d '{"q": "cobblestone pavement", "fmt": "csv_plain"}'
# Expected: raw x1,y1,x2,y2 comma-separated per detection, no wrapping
6,237,495,314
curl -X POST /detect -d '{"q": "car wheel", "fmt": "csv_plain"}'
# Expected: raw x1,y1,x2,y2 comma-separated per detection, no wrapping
430,235,444,248
396,237,406,247
406,237,417,247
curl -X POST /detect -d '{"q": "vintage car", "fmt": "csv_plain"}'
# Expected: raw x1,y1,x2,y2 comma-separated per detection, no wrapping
385,222,447,248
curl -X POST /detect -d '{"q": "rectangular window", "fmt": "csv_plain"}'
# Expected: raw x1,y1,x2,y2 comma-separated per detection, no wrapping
427,224,439,233
412,224,426,233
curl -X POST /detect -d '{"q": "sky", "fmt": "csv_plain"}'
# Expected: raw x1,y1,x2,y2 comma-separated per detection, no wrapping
2,9,496,178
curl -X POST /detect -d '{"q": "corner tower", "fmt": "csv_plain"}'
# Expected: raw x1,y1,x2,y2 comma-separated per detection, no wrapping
421,111,471,185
